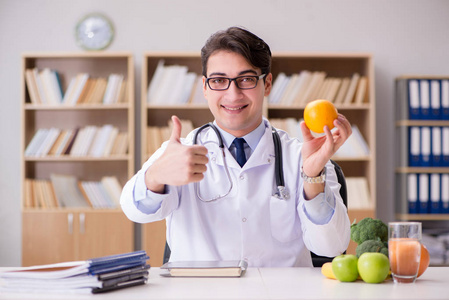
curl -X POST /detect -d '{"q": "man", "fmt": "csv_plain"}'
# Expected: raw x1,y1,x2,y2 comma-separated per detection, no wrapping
121,27,352,267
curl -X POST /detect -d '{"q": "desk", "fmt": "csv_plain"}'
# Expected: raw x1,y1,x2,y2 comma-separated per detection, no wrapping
1,267,448,299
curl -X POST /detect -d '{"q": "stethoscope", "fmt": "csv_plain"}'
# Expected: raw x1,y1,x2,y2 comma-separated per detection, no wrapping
193,123,289,202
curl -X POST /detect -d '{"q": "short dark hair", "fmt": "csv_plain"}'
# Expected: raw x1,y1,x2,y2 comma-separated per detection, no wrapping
201,27,272,77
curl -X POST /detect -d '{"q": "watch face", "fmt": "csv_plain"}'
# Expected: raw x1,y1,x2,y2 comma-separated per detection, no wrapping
75,13,114,50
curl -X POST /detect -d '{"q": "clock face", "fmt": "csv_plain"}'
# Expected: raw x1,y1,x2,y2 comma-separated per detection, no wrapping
75,13,114,50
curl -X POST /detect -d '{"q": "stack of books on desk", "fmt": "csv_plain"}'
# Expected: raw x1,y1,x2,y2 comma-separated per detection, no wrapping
0,251,150,294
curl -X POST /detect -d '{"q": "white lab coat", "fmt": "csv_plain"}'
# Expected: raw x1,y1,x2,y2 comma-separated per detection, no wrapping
121,119,350,267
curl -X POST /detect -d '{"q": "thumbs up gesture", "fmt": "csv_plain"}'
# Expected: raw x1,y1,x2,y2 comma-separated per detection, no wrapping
145,115,209,193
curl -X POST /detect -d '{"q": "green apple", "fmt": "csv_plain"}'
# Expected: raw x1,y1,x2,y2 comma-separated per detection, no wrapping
332,254,359,282
357,252,390,284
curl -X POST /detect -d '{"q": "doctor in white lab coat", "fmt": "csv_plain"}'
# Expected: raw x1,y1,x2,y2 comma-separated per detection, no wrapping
120,27,352,267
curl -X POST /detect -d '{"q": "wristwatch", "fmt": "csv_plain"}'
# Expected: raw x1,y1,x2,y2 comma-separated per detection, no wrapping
301,167,326,184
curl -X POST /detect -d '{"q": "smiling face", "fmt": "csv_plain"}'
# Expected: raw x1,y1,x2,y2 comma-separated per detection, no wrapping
203,50,272,137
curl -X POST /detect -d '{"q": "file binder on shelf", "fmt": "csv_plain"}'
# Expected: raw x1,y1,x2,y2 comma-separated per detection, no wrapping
420,127,432,167
407,173,418,214
420,79,431,120
442,79,449,119
430,173,441,214
441,174,449,214
408,79,420,120
443,127,449,166
430,79,441,120
418,173,429,214
432,127,442,166
409,127,421,167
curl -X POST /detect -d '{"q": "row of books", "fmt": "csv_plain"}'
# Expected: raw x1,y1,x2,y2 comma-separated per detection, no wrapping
408,126,449,167
146,60,207,105
25,125,128,157
25,68,128,105
0,251,149,294
268,71,368,106
407,173,449,214
269,118,370,158
24,175,123,209
147,119,194,154
403,78,449,120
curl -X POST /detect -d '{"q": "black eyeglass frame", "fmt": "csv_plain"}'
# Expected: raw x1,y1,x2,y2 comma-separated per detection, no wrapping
205,74,266,91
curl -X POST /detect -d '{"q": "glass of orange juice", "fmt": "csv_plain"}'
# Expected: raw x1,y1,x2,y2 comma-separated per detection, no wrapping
388,222,422,283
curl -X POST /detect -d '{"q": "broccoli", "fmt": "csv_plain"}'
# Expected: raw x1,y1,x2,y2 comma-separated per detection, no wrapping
350,217,388,245
356,239,389,258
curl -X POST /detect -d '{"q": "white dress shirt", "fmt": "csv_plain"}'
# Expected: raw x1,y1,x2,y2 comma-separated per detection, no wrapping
120,118,350,267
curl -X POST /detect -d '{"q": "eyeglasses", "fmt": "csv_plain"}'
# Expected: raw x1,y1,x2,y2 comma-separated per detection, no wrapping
206,74,266,91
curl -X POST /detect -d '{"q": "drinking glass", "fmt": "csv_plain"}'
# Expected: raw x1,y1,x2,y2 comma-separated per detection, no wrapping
388,222,422,283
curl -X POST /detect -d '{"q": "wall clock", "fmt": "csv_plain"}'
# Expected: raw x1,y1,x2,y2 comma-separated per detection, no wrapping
75,13,114,51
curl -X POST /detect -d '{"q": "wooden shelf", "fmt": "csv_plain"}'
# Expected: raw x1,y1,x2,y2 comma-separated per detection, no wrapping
396,214,449,221
394,76,449,224
21,52,136,266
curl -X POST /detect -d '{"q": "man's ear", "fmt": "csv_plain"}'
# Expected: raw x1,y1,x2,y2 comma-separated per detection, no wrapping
264,73,273,96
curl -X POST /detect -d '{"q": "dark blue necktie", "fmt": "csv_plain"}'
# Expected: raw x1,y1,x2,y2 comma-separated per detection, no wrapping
233,138,247,167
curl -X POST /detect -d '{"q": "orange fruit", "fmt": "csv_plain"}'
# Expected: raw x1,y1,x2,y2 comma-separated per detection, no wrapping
304,99,338,133
417,244,430,277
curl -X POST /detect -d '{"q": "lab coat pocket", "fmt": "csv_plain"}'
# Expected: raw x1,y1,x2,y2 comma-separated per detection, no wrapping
269,196,301,243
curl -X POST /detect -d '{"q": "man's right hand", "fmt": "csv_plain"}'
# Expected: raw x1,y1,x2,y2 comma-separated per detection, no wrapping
144,115,209,193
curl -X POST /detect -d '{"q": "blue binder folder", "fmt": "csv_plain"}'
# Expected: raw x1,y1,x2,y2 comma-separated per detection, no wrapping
418,173,429,214
407,174,418,214
430,80,441,119
408,79,420,120
429,173,441,214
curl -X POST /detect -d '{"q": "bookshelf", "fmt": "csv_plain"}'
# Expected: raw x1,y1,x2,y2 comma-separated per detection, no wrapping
21,52,135,266
141,52,377,265
395,76,449,221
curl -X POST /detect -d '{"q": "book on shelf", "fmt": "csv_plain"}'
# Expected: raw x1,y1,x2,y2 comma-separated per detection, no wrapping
342,72,360,104
62,73,89,105
160,260,247,277
25,68,42,104
50,174,90,208
334,125,369,158
0,251,150,294
103,74,124,104
345,177,371,209
189,76,207,104
354,76,368,105
333,77,351,104
268,72,287,104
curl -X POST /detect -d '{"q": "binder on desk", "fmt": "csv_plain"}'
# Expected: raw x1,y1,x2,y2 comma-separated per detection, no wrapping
443,127,449,166
432,127,442,166
420,79,431,119
441,80,449,120
430,80,441,119
407,173,418,214
408,79,421,120
418,173,429,214
441,174,449,214
421,127,432,167
409,127,421,167
430,173,441,214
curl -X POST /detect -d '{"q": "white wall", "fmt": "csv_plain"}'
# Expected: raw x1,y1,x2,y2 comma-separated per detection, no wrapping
1,0,448,266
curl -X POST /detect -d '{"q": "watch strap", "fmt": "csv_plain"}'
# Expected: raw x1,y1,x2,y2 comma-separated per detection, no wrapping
301,167,326,184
